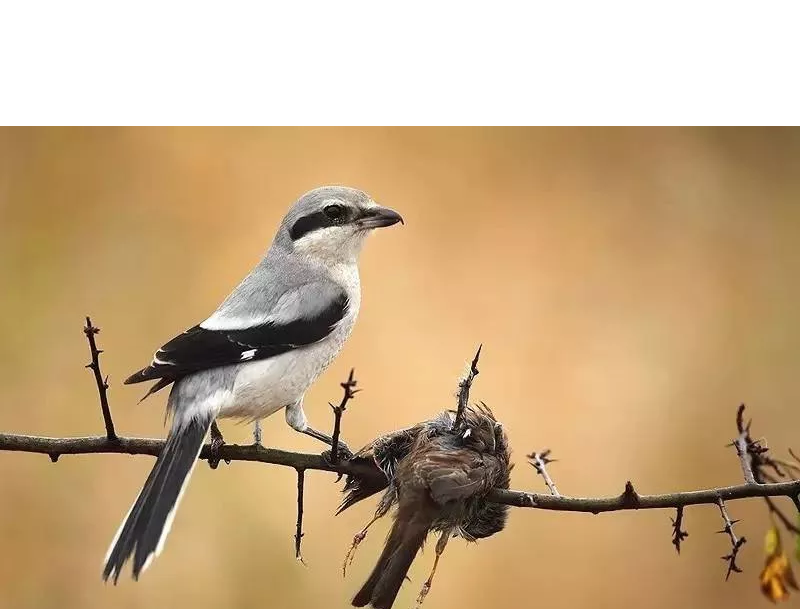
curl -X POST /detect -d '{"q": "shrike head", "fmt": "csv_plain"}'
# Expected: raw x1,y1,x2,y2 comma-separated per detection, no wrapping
276,186,403,263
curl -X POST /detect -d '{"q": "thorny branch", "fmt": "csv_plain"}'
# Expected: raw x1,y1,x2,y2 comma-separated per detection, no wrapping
2,431,799,511
760,468,800,534
0,318,799,583
329,369,359,464
295,468,307,565
452,344,481,431
716,498,746,580
527,450,560,496
731,404,757,485
733,404,800,537
3,323,800,514
670,506,688,554
83,317,117,441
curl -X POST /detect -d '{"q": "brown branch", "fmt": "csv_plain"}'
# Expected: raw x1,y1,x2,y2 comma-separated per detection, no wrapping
295,468,307,565
772,458,800,477
670,506,688,554
527,450,559,496
731,404,760,485
715,497,746,580
329,369,359,464
764,495,800,534
620,481,641,508
488,479,800,512
0,433,378,477
733,434,757,485
452,345,481,431
5,318,800,590
732,405,800,542
83,317,117,441
3,432,800,513
760,469,800,533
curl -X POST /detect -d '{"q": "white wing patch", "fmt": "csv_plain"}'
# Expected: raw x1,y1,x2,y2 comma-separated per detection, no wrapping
153,352,175,366
240,349,257,361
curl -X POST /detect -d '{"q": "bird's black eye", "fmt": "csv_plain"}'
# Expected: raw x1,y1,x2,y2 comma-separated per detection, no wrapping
324,204,345,221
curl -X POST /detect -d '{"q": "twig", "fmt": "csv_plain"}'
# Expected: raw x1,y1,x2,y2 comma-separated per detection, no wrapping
730,404,757,485
772,458,800,477
733,434,757,485
0,433,379,475
6,321,800,588
83,317,117,441
715,497,745,580
670,506,689,554
488,480,800,512
295,468,307,565
762,466,800,516
329,369,358,464
3,433,800,513
732,405,800,532
527,450,559,496
764,495,800,534
452,345,481,431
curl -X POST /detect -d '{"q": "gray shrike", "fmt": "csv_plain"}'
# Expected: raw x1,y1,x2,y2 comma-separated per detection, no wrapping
102,186,403,583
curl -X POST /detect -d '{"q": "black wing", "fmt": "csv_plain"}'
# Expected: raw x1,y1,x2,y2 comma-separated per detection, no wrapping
124,292,349,394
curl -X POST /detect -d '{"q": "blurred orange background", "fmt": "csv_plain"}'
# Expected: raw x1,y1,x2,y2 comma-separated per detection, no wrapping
0,127,798,609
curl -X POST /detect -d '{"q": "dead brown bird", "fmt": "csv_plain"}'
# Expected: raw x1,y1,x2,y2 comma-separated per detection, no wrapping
343,404,512,609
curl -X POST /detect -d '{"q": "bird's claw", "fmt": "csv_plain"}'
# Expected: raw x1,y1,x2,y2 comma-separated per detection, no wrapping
208,422,229,469
342,529,368,577
322,441,353,465
336,440,353,460
416,582,432,608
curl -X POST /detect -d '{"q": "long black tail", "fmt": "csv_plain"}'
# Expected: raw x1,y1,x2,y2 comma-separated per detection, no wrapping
352,502,434,609
102,413,212,583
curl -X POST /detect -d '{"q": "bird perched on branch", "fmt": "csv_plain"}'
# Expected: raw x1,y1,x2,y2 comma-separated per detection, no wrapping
341,405,512,609
102,186,403,583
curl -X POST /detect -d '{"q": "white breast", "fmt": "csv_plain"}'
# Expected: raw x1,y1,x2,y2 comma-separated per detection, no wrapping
220,263,361,422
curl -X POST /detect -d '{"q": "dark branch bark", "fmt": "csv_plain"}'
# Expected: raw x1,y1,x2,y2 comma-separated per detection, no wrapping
329,368,358,464
731,404,757,485
0,433,376,477
670,506,688,554
488,480,800,512
527,450,560,496
733,434,757,485
3,432,800,513
295,468,307,565
452,345,481,431
764,495,800,534
83,317,117,441
4,316,800,589
716,498,745,580
732,403,800,549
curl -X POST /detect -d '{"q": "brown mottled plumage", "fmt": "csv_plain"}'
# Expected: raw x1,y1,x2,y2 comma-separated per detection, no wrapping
343,405,512,609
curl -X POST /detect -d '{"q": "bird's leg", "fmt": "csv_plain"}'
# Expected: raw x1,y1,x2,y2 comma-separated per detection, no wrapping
304,427,352,458
344,487,396,575
343,513,383,577
208,420,227,469
285,400,351,457
416,530,451,608
252,420,263,446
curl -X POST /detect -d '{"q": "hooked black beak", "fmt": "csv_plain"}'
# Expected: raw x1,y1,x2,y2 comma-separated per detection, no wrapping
358,205,404,229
